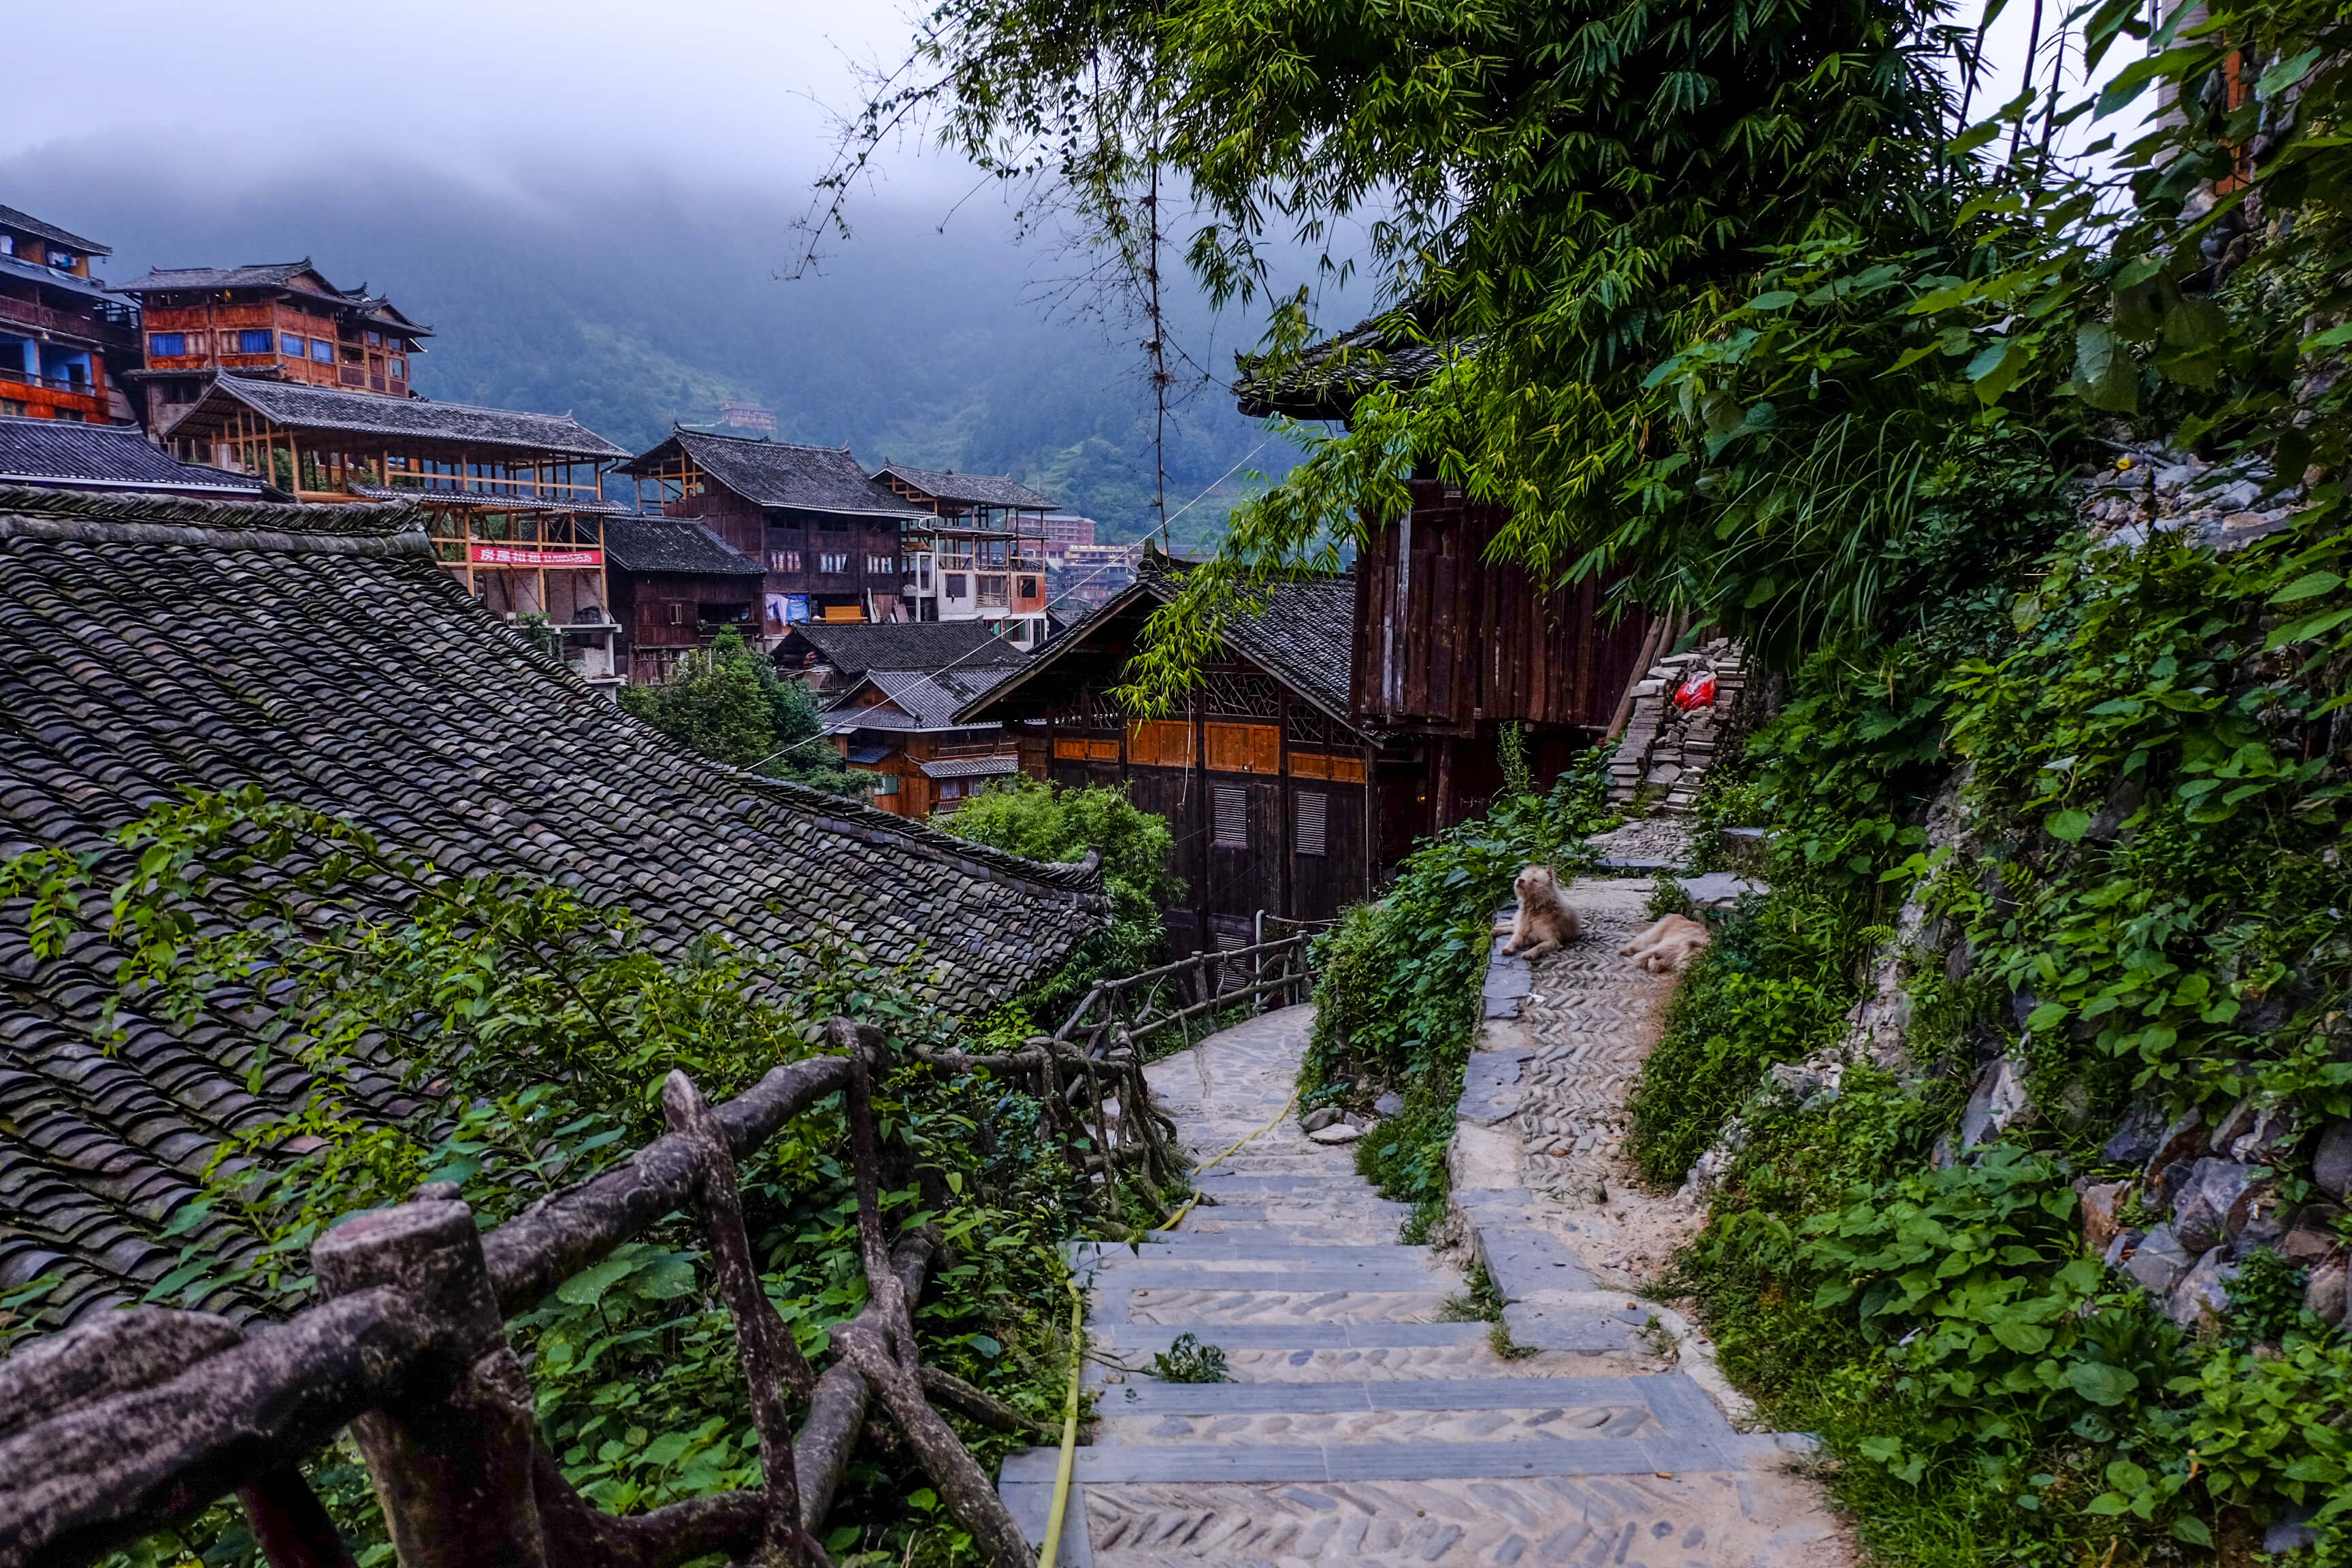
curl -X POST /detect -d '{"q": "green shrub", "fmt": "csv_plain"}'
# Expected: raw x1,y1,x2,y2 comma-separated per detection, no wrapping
1308,757,1616,1209
940,777,1181,1026
617,627,858,796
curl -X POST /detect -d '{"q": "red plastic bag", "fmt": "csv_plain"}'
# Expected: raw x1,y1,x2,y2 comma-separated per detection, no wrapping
1672,670,1716,710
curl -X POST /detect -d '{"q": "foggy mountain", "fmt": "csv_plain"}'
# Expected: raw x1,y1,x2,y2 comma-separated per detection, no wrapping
3,146,1312,551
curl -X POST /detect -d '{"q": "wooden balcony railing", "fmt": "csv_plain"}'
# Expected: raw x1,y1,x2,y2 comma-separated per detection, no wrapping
0,365,103,398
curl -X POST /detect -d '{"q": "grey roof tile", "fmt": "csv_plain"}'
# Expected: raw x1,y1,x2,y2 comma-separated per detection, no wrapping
177,376,623,459
0,483,1107,1334
601,516,763,576
627,429,924,517
874,464,1056,510
0,417,266,497
0,205,110,257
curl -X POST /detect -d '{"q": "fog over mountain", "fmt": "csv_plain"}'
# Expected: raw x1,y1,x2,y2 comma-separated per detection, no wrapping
4,142,1318,551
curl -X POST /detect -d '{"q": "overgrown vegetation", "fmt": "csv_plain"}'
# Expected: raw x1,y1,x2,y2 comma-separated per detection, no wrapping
1305,756,1614,1228
887,0,2352,1553
938,776,1183,1027
0,789,1103,1567
616,627,859,796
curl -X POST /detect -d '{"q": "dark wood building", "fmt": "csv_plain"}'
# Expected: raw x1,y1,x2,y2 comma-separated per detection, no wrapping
157,373,632,686
823,663,1031,819
600,515,767,683
1235,319,1661,832
1352,480,1658,830
775,618,1031,704
0,204,139,425
112,259,430,431
958,566,1386,955
872,463,1054,644
623,429,924,635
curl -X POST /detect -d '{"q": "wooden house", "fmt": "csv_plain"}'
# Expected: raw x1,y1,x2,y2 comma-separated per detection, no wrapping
0,204,139,425
956,563,1390,954
156,374,632,685
1235,321,1660,830
112,259,430,431
872,463,1054,645
823,661,1032,819
774,619,1030,704
600,515,766,684
623,429,924,634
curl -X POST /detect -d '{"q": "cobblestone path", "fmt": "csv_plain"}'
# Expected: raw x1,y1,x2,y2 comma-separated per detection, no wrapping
998,999,1847,1568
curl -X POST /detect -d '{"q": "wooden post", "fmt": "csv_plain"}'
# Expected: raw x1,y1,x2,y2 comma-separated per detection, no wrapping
236,1469,358,1568
661,1073,826,1567
311,1200,549,1568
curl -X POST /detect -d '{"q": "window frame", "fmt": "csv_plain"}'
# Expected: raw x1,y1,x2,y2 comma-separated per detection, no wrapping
148,332,188,357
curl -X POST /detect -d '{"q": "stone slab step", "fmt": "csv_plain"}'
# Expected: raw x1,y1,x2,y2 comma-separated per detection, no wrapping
1075,1240,1435,1264
1477,1228,1599,1298
1115,1290,1462,1328
1095,1404,1658,1447
1089,1373,1728,1424
1081,1264,1454,1292
1000,1433,1735,1486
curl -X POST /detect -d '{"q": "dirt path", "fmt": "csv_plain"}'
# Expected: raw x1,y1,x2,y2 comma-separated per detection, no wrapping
997,987,1849,1567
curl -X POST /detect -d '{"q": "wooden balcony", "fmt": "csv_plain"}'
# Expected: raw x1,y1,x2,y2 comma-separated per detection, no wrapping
0,294,139,354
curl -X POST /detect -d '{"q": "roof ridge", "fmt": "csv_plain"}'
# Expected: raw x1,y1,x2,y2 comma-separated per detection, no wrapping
0,484,430,549
218,373,597,427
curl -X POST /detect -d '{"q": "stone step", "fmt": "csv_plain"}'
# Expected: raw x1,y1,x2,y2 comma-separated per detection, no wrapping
1081,1262,1454,1293
1090,1316,1643,1371
1092,1374,1728,1424
1009,1471,1831,1568
1000,1430,1739,1486
1075,1240,1435,1264
1094,1405,1658,1448
1115,1288,1462,1327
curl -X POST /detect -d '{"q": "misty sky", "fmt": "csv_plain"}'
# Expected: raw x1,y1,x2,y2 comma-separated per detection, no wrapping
5,0,2125,218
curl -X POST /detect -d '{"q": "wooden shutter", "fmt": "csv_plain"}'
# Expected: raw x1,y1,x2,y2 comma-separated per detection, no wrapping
1212,784,1247,848
1294,790,1328,857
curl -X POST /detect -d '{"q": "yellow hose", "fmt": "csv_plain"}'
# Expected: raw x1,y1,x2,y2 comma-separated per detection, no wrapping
1035,1085,1303,1563
1037,1267,1085,1568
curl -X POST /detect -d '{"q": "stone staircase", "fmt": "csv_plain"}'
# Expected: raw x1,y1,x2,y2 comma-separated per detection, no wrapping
997,1004,1842,1567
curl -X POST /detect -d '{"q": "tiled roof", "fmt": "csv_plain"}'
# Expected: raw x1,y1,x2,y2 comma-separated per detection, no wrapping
828,664,1023,731
1232,314,1458,421
0,205,109,257
783,619,1032,679
601,515,763,576
0,418,265,497
956,565,1360,726
174,376,627,460
0,485,1107,1332
343,483,635,517
113,260,327,293
875,464,1056,511
919,754,1022,780
627,429,923,518
0,252,115,305
110,262,434,338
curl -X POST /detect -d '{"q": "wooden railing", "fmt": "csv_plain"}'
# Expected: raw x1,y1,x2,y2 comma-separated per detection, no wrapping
1050,925,1321,1060
0,934,1325,1568
0,1022,1038,1568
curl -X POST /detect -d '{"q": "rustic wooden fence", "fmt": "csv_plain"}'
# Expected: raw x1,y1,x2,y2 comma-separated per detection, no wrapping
0,930,1326,1568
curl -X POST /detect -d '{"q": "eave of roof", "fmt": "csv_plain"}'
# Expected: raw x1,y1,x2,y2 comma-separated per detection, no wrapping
0,204,110,256
875,463,1057,511
0,253,115,304
174,376,627,461
625,429,926,519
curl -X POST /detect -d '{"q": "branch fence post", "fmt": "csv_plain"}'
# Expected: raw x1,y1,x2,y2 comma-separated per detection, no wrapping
310,1200,549,1568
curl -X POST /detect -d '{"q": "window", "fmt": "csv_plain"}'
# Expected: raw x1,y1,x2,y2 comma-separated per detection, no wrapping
769,549,802,572
342,345,364,363
1213,785,1248,849
819,553,849,575
365,330,382,347
0,399,24,417
944,574,968,598
1294,790,1328,857
870,773,900,796
0,235,11,256
867,554,897,576
240,329,273,355
390,357,406,379
1018,576,1040,598
149,333,188,357
54,410,85,423
311,338,335,363
280,333,305,357
48,250,74,270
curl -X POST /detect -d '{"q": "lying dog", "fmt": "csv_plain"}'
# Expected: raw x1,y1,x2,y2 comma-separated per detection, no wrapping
1619,913,1711,973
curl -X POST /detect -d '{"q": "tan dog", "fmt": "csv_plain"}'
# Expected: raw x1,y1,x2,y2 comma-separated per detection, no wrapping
1497,864,1580,960
1620,913,1711,973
